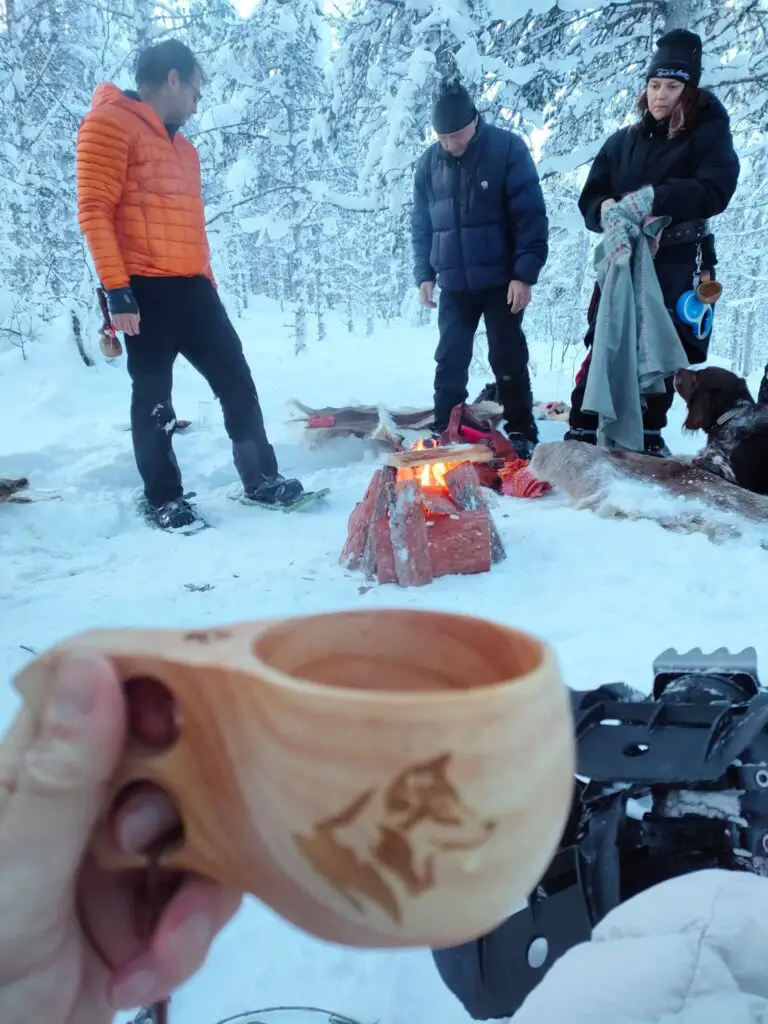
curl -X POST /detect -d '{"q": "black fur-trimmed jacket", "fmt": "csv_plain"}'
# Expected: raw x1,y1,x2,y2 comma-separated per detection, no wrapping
579,90,740,238
578,90,740,359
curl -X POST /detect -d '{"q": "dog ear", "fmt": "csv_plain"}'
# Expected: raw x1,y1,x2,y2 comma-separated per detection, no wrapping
683,384,713,432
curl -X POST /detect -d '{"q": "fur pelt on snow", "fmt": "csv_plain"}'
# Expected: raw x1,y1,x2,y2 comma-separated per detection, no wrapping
0,477,29,501
529,440,768,546
288,398,503,449
474,382,571,422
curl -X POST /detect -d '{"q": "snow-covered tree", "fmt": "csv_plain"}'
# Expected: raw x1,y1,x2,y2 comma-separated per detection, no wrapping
194,0,339,352
0,0,765,369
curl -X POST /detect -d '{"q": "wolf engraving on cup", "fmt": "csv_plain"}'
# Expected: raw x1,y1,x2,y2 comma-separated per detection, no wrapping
293,753,496,923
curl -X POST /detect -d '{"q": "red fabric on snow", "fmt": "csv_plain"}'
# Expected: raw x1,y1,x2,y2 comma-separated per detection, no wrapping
500,459,551,499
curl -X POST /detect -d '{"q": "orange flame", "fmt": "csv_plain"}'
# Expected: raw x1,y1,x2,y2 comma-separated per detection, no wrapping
420,460,449,489
400,439,453,491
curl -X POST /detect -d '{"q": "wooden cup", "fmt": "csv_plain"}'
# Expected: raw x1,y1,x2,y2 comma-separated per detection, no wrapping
13,608,576,948
99,330,123,358
696,280,723,304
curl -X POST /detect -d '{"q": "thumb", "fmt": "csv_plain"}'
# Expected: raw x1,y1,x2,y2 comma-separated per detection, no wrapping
1,652,126,901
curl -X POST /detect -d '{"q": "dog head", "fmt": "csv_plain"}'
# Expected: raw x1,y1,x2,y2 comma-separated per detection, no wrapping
674,367,754,433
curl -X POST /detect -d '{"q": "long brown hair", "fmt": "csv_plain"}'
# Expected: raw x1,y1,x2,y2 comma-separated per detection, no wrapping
636,85,705,137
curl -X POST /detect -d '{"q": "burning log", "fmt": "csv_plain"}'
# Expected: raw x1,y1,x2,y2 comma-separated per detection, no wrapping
390,480,434,587
361,466,397,582
427,510,491,579
341,443,505,588
445,463,506,565
386,443,494,470
340,470,382,571
421,490,460,517
372,517,398,584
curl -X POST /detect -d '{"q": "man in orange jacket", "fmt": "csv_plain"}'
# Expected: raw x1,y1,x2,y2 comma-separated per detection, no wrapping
76,39,304,530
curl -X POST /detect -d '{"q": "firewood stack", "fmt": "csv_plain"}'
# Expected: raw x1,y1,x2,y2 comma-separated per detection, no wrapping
340,444,506,588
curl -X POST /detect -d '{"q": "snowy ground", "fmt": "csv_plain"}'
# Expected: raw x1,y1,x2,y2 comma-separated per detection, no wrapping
2,297,768,1024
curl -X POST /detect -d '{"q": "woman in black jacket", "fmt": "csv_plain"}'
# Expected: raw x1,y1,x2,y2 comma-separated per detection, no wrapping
565,29,740,456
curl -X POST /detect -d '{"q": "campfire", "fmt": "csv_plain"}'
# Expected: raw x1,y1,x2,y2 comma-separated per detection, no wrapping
340,440,506,588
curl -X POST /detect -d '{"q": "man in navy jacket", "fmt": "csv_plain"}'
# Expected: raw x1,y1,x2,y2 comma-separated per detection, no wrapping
411,79,549,456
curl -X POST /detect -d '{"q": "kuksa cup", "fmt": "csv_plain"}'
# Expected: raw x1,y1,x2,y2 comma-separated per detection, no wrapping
13,608,576,948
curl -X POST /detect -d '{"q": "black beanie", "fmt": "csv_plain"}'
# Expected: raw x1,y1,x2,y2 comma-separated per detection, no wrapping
646,29,702,88
432,78,477,134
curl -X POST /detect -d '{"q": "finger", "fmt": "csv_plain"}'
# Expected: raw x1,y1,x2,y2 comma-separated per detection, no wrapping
78,856,184,968
0,707,35,817
113,784,181,854
1,652,126,901
110,877,243,1009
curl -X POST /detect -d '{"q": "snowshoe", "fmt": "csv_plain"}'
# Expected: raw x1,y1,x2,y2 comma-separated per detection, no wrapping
138,494,209,534
233,483,330,513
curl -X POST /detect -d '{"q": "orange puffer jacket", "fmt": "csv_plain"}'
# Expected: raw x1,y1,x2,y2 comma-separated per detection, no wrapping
76,83,214,292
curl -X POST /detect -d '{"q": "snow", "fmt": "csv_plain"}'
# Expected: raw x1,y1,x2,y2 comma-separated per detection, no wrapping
2,297,768,1024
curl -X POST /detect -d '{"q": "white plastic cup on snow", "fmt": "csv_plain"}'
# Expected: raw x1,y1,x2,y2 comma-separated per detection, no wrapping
198,400,213,430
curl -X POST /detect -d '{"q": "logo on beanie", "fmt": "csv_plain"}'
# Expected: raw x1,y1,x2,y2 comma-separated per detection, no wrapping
655,67,690,80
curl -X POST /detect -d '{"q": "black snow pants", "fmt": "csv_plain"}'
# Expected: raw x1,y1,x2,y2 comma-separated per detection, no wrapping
434,285,538,442
124,275,278,508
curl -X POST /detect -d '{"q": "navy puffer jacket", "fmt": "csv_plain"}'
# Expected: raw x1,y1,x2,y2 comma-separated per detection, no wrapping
411,117,549,293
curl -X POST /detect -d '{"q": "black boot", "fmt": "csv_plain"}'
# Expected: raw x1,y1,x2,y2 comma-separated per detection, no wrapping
502,404,539,461
245,473,305,507
563,427,597,445
505,432,537,460
145,496,202,531
643,430,672,458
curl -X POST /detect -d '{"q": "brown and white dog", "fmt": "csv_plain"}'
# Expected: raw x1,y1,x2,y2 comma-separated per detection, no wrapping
674,367,768,496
